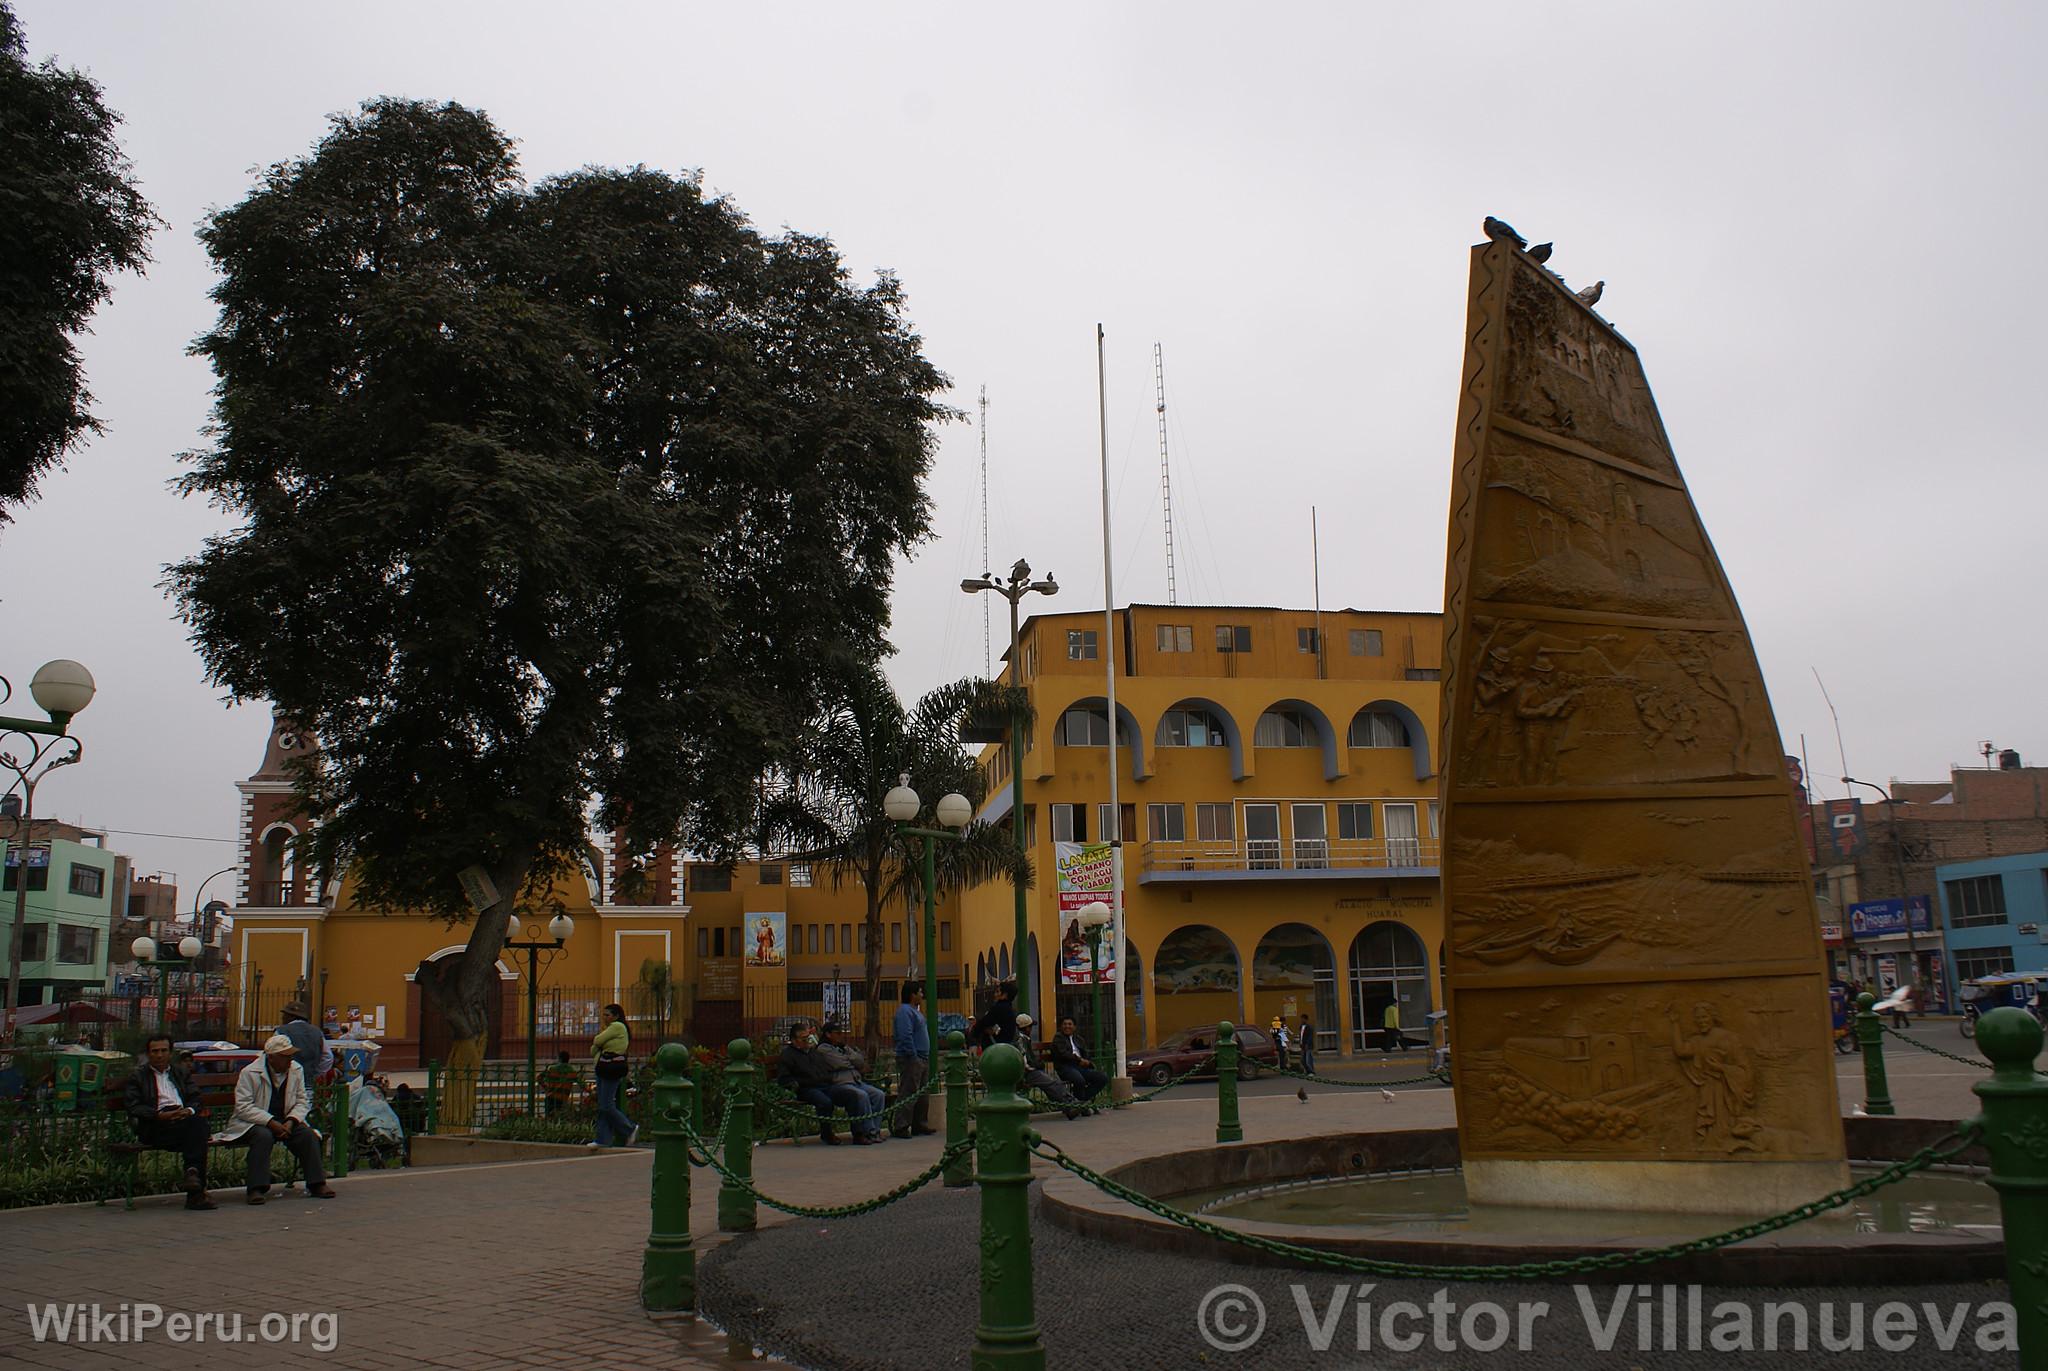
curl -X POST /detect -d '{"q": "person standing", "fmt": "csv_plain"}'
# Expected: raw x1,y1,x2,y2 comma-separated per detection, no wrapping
277,1001,331,1082
1382,1000,1403,1053
892,984,937,1138
1298,1016,1318,1076
588,1002,637,1148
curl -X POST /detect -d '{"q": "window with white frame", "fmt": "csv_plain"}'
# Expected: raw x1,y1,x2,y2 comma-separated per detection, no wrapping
1296,627,1319,653
1148,803,1186,842
1337,802,1374,840
1067,629,1098,660
1096,803,1133,842
1947,874,2009,928
1157,706,1229,748
1051,804,1086,844
1255,707,1318,748
1214,624,1251,653
68,864,104,898
790,862,813,888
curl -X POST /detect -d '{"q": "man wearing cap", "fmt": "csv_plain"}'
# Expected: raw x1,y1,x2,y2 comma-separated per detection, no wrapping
1012,1013,1084,1120
277,1001,330,1082
226,1034,336,1203
816,1020,886,1144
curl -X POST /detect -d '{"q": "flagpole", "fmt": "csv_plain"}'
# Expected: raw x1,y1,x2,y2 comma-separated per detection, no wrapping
1097,323,1130,1097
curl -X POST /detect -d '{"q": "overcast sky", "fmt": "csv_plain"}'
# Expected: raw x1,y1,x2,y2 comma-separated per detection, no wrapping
5,1,2043,896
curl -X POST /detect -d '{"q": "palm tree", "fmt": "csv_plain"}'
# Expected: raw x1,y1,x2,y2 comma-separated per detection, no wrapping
760,663,1030,1060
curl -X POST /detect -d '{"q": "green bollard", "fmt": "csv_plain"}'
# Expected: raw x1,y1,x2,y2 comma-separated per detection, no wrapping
1972,1008,2048,1370
972,1044,1044,1371
1215,1020,1243,1144
944,1030,973,1189
688,1060,706,1135
718,1038,756,1233
1855,992,1896,1117
641,1042,695,1312
328,1080,350,1178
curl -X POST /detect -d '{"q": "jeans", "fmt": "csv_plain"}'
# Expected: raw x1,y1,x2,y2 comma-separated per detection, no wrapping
894,1054,930,1133
594,1076,635,1145
843,1081,886,1137
246,1119,326,1192
1055,1064,1108,1102
1301,1044,1317,1076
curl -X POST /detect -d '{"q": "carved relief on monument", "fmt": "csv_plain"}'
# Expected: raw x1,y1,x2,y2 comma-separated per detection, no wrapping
1454,978,1839,1162
1447,796,1819,976
1499,268,1674,477
1452,615,1779,790
1468,434,1722,620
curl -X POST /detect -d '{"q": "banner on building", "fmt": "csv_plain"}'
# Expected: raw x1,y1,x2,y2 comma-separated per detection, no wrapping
1055,840,1118,984
1847,896,1932,939
744,912,787,967
1804,798,1867,864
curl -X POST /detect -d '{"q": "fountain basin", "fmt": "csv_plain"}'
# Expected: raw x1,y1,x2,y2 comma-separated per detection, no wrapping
1036,1119,2000,1286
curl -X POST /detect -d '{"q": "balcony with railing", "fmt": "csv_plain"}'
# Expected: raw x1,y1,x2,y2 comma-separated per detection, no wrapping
1137,837,1440,882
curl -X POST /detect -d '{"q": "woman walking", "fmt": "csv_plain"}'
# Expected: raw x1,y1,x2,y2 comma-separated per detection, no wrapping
589,1003,638,1148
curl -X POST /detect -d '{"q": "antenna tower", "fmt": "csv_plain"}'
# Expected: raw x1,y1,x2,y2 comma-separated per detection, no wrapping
979,385,991,675
1154,343,1178,605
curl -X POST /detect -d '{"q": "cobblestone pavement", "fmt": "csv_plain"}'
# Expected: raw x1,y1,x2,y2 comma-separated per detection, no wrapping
0,1047,1994,1369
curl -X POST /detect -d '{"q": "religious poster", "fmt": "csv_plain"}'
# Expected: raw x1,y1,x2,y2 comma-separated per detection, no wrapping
744,912,787,968
1055,840,1118,984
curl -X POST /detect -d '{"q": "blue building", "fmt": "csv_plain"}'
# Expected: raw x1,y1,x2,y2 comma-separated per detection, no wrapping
1935,848,2048,985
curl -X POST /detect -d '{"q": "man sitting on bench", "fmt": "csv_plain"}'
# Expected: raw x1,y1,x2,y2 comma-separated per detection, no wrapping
1048,1017,1108,1104
122,1033,216,1211
226,1034,338,1204
1012,1015,1085,1121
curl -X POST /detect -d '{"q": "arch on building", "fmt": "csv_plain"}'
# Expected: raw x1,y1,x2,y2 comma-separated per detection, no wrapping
1347,699,1432,782
254,822,300,906
1253,697,1342,780
1150,923,1243,1041
1251,922,1338,1055
1346,923,1431,1052
1154,696,1248,779
976,951,990,987
408,946,514,1065
998,943,1012,983
1124,937,1147,1051
1049,695,1150,779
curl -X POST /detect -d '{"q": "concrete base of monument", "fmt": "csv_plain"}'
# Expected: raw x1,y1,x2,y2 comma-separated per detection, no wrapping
1463,1157,1854,1216
1037,1120,2001,1286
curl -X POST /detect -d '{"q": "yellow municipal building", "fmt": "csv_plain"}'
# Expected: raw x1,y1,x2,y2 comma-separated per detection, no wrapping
225,604,1445,1068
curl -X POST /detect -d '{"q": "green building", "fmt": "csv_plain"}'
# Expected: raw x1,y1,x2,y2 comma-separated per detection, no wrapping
2,834,125,1003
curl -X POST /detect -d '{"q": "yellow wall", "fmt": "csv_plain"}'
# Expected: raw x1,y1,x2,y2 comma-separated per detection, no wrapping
960,603,1445,1057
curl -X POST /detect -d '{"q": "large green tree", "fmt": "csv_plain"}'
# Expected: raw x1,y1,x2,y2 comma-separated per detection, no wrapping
170,99,948,1070
0,1,159,527
760,664,1029,1059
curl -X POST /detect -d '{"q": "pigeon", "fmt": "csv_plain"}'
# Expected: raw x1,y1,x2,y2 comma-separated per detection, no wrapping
1482,215,1526,246
1380,1089,1396,1103
1297,1087,1309,1104
1576,280,1604,306
1870,986,1912,1014
1527,242,1553,264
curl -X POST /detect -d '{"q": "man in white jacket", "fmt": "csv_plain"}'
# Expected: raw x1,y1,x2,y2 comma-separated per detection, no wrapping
228,1034,337,1204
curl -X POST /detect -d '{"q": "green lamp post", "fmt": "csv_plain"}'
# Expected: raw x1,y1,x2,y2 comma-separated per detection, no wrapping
504,914,574,1113
131,932,204,1033
1076,899,1112,1066
884,776,972,1024
0,658,96,1038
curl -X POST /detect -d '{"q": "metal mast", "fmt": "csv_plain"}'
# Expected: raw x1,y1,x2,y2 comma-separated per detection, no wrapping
1153,343,1178,605
979,385,992,676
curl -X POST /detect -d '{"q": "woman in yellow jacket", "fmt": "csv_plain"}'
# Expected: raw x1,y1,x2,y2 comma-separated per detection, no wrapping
590,1003,637,1147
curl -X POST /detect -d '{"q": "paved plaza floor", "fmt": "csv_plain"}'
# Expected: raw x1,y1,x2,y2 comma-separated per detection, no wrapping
0,1043,2000,1369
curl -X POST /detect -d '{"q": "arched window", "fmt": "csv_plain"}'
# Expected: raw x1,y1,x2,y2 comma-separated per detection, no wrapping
1254,707,1318,748
1348,709,1411,748
1157,706,1229,748
1058,707,1111,747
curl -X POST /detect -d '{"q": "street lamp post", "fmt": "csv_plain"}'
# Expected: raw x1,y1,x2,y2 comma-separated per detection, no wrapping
885,777,972,1031
132,933,205,1035
1077,900,1112,1066
962,562,1057,1020
506,914,575,1113
1842,777,1927,998
0,660,97,1039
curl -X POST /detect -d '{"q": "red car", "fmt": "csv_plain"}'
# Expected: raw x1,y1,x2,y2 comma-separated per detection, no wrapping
1125,1023,1278,1085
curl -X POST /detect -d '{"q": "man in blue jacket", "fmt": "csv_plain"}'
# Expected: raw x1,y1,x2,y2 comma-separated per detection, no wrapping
891,984,936,1138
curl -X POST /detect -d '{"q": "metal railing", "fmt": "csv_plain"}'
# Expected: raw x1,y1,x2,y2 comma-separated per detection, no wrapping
1140,836,1441,876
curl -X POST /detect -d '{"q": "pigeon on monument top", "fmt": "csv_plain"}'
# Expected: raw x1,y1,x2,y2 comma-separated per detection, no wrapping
1482,215,1525,246
1527,242,1554,264
1576,280,1605,306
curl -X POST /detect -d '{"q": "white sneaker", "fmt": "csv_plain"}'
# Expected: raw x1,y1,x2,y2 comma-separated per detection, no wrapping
586,1141,601,1150
625,1124,640,1147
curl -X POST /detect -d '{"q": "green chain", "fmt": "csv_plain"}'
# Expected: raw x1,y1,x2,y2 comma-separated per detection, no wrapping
1266,1061,1451,1089
1879,1024,1992,1070
678,1114,971,1218
752,1068,944,1129
1028,1124,1982,1281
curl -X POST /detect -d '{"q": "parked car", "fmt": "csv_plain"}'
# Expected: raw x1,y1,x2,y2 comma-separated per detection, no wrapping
1125,1023,1278,1086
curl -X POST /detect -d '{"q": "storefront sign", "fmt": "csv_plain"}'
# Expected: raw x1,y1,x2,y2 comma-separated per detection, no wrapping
1847,896,1932,939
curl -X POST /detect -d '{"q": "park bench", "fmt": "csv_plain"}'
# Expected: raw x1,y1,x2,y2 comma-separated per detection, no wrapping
101,1061,341,1209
